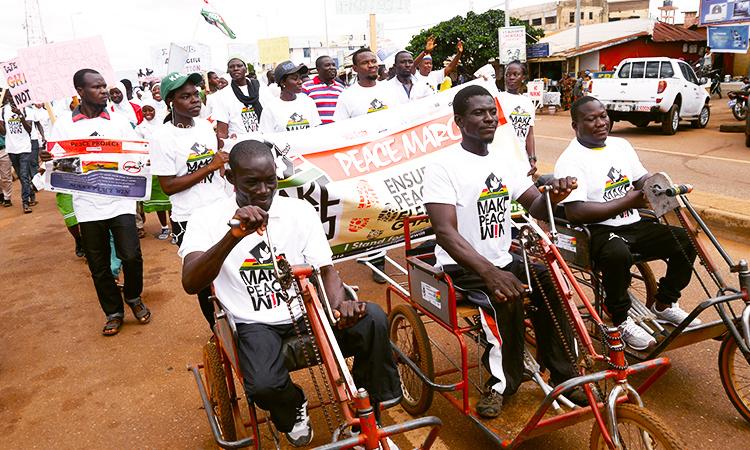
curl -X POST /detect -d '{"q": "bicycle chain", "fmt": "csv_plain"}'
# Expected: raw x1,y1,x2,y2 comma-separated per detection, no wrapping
664,210,714,298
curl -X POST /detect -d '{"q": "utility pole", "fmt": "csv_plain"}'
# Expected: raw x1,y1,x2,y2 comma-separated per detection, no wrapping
505,0,510,28
24,0,47,46
369,13,377,53
323,0,329,48
575,0,581,48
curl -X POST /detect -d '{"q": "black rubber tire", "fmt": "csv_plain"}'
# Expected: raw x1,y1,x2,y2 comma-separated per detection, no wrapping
691,104,710,129
389,304,434,415
589,403,685,449
632,262,658,309
203,338,237,441
661,105,679,135
732,101,748,121
718,333,750,423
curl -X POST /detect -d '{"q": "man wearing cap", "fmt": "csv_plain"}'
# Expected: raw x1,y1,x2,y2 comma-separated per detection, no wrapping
260,61,322,133
46,68,150,336
333,48,398,121
413,37,464,93
386,51,434,104
302,56,346,125
213,57,267,139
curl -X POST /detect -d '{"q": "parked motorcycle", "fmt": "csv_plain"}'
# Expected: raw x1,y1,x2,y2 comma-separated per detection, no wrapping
695,63,723,98
728,90,749,121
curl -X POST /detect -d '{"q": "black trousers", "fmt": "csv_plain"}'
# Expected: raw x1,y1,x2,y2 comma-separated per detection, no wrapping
445,256,578,396
79,214,143,319
236,302,402,432
173,220,214,329
589,219,697,325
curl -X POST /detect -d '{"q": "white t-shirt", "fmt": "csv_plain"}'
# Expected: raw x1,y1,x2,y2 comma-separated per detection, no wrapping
48,110,137,222
386,76,434,104
423,146,533,269
2,105,32,154
333,82,397,121
211,82,265,139
150,118,227,222
178,194,334,325
498,92,535,150
135,118,159,142
259,94,322,133
416,69,446,92
554,137,648,227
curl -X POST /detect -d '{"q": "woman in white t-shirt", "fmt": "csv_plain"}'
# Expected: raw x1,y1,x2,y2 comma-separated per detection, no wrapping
150,72,229,328
136,100,172,240
499,60,537,176
259,60,321,134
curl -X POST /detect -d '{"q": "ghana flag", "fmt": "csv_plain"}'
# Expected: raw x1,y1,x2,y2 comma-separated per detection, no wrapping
201,0,236,39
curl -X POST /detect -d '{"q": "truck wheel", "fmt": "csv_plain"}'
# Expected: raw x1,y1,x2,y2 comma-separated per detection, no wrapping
661,105,679,135
691,104,710,129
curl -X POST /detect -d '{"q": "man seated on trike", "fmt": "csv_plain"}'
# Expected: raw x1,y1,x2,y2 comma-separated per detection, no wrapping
179,140,402,447
423,85,584,419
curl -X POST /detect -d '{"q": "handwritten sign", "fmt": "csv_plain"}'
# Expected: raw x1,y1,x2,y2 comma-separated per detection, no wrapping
527,80,544,101
1,59,33,108
17,36,115,103
152,42,211,76
499,26,527,64
258,37,290,65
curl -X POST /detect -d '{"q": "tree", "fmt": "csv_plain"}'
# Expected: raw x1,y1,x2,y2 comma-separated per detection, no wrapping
406,9,544,75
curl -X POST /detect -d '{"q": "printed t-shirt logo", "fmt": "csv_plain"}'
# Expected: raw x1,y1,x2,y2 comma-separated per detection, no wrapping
238,241,286,311
241,106,259,132
286,112,310,131
367,99,388,114
7,115,24,134
477,173,510,240
603,166,633,219
509,105,532,139
186,142,216,183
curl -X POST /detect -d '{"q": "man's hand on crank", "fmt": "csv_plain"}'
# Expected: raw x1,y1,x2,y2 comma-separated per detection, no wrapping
624,189,648,210
547,176,578,204
480,266,528,303
230,206,268,238
334,300,367,328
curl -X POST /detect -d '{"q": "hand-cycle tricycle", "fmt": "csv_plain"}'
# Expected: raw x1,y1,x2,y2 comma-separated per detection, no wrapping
538,172,750,424
359,185,685,449
187,229,443,449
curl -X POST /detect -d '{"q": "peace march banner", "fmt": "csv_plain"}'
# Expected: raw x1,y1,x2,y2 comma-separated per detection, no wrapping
263,80,527,261
44,139,152,200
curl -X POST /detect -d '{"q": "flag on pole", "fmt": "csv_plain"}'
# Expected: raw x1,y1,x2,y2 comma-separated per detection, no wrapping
200,0,236,39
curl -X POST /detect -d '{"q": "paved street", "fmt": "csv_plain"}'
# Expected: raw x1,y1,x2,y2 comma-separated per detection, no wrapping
1,102,749,449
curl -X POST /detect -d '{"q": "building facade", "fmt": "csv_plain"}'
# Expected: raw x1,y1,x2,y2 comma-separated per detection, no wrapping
513,0,650,35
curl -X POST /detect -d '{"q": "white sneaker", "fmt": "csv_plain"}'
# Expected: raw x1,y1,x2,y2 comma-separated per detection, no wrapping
618,317,656,351
651,303,702,327
285,400,313,447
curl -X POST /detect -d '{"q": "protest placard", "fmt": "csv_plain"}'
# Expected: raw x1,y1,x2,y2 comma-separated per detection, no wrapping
258,37,290,65
152,43,212,76
261,81,524,260
527,80,544,103
44,138,152,200
499,26,527,64
17,36,115,104
1,58,33,108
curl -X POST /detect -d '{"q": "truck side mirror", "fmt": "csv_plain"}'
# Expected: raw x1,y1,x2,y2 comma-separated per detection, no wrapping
699,77,708,85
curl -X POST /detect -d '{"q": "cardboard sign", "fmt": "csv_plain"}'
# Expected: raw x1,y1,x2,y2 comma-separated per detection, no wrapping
152,43,212,76
527,80,544,101
258,37,290,65
17,36,115,104
499,26,527,64
1,59,33,108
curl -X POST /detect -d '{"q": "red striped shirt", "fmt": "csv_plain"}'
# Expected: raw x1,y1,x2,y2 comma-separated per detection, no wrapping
302,76,345,124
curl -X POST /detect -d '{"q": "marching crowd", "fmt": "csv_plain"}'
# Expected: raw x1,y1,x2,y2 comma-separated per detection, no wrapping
1,35,703,447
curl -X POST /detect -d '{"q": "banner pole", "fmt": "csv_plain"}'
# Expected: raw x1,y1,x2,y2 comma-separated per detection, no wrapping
44,101,56,124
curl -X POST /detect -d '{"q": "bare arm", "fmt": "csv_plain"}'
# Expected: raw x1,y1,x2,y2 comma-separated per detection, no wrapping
525,126,536,176
320,265,366,328
158,151,228,195
0,120,5,136
516,176,577,221
443,40,464,76
216,121,229,139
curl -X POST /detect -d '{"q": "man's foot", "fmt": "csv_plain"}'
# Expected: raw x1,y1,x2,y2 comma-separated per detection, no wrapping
370,256,387,284
22,203,32,213
28,198,38,206
476,389,503,418
651,303,702,327
3,199,12,207
126,297,151,324
285,400,313,447
157,227,170,240
75,239,85,258
102,317,123,336
137,228,147,239
618,317,656,351
566,386,592,406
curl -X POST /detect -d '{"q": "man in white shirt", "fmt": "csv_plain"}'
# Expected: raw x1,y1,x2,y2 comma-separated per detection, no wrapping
213,58,266,140
179,140,401,447
554,96,700,351
0,97,34,212
46,68,151,336
333,48,397,121
424,85,582,418
413,36,464,92
386,51,433,104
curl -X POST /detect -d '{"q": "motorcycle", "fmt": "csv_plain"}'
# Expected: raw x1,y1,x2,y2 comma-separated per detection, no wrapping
695,63,723,98
728,88,749,121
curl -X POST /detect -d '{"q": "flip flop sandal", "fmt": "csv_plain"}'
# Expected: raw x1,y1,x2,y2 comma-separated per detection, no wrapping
128,299,151,324
102,317,123,336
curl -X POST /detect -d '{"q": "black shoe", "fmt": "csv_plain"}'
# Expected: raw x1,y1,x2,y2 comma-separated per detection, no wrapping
370,256,387,284
565,386,591,406
3,199,11,207
75,238,85,258
22,203,32,214
476,390,503,418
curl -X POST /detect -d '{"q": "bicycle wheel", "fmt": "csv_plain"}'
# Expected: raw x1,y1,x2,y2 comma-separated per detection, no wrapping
589,403,685,449
718,332,750,423
389,304,434,415
203,338,237,441
632,262,657,309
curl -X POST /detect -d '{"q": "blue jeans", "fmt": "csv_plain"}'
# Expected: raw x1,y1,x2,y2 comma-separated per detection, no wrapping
8,152,31,204
30,140,40,188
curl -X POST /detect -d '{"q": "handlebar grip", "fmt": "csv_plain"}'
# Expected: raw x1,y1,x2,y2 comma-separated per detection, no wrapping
538,185,552,193
228,219,241,228
665,184,693,197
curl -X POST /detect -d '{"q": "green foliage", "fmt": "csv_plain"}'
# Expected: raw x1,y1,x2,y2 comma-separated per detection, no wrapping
406,10,544,75
246,62,256,76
